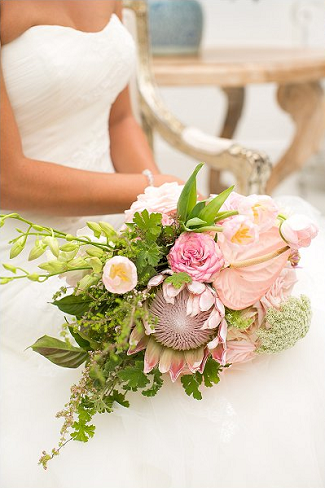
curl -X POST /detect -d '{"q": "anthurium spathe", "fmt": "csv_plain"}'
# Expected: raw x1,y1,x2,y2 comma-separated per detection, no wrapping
213,226,291,310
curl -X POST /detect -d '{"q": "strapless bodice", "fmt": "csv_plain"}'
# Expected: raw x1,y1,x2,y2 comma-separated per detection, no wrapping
1,14,135,172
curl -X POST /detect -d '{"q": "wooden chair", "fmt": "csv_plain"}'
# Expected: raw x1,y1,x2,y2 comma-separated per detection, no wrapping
123,0,272,195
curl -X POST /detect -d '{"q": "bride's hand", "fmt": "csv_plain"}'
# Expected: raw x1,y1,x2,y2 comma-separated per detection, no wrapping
153,174,206,200
154,174,184,186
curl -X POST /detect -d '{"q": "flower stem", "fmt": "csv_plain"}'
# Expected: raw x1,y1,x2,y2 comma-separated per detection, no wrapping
229,245,290,269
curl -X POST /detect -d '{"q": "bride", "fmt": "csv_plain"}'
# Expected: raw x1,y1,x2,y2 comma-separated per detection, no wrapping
1,1,324,487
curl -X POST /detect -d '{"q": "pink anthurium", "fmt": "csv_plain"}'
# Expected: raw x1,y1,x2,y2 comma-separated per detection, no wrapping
213,226,291,310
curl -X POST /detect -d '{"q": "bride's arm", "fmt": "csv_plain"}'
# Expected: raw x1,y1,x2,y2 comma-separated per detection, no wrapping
109,85,159,175
0,70,179,216
109,2,159,175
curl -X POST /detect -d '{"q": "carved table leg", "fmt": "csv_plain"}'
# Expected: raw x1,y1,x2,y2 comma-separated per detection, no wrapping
209,86,245,194
266,81,325,193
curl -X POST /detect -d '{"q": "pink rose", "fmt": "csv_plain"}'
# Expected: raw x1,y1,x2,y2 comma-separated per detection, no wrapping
281,214,318,249
124,182,184,226
238,194,279,232
222,215,259,246
168,232,224,283
102,256,137,294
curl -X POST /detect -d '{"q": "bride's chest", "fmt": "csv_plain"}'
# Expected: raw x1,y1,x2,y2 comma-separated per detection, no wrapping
1,15,135,115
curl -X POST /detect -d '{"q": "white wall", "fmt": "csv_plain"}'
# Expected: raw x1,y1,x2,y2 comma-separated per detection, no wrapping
154,0,325,194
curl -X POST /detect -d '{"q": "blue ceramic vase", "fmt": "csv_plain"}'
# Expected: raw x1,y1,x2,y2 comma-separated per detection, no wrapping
148,0,204,56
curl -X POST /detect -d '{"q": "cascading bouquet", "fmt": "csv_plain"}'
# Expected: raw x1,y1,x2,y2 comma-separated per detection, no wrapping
0,164,318,468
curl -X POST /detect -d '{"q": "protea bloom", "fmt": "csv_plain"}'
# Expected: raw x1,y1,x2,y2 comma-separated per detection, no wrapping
128,273,227,381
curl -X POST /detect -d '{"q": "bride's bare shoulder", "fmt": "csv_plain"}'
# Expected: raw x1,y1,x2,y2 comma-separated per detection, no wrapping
0,0,37,45
0,0,118,45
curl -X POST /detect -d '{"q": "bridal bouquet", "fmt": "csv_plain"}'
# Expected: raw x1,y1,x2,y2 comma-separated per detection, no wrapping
0,164,318,468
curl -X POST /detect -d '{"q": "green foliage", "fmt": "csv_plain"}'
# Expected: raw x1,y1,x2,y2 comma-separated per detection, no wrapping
142,368,163,397
70,401,96,442
133,210,162,242
202,357,221,387
117,360,150,391
30,335,88,368
165,272,192,289
181,373,203,400
188,200,206,220
181,357,223,399
225,308,255,330
177,163,203,222
198,185,234,225
53,294,93,316
185,217,207,229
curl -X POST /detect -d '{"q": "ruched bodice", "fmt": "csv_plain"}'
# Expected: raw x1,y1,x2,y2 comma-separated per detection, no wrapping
1,14,135,171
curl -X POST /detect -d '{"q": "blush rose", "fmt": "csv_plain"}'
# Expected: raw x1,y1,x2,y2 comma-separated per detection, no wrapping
168,232,224,283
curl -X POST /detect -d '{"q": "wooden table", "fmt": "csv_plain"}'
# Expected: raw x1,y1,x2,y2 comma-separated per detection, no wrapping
152,47,325,193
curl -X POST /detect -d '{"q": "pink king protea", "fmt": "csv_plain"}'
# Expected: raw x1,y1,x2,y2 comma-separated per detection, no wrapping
128,274,227,381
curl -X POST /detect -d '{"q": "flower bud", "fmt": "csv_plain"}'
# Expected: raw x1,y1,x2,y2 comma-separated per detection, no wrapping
32,224,45,232
0,277,14,285
43,236,60,257
99,221,117,238
86,246,105,258
77,274,100,291
2,263,17,273
59,243,79,252
10,236,25,259
38,260,68,273
86,221,102,238
86,257,103,273
27,273,40,282
29,240,47,261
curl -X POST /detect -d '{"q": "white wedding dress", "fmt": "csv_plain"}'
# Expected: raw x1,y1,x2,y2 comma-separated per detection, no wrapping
1,13,325,488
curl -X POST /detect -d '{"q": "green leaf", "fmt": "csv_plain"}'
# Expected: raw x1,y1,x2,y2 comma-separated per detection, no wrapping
198,185,234,225
181,373,202,400
142,368,163,397
104,356,123,375
214,210,239,223
202,357,221,387
185,217,207,228
110,390,130,408
29,335,88,368
165,272,192,289
188,200,206,220
68,326,92,350
133,210,162,241
71,403,96,442
52,294,92,316
117,360,150,391
177,163,203,222
89,364,106,386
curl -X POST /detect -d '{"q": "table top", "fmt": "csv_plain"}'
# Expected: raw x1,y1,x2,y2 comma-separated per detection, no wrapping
152,47,325,86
